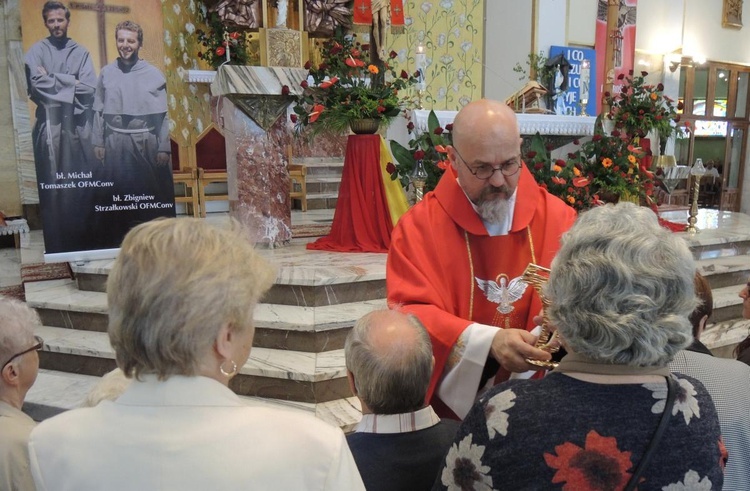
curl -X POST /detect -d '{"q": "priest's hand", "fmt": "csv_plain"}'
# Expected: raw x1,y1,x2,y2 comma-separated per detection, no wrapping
94,146,105,161
490,328,551,372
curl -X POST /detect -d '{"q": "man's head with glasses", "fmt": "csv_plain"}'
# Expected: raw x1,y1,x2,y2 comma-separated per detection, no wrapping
1,296,43,404
447,100,523,223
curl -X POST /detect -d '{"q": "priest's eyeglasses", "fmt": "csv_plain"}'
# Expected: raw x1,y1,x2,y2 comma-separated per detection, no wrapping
2,335,43,370
453,146,521,180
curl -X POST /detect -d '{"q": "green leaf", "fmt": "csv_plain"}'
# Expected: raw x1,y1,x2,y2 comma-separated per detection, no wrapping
427,110,440,135
390,140,415,168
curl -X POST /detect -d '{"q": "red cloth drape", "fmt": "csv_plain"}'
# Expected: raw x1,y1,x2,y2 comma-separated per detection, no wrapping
307,135,393,253
352,0,406,30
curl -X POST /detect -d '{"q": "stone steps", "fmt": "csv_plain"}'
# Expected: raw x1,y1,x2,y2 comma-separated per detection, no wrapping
297,159,344,211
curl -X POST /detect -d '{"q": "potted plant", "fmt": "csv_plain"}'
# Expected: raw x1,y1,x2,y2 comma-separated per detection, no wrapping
291,28,417,135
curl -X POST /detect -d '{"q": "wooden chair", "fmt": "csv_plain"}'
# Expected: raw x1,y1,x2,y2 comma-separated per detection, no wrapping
720,187,738,211
171,140,200,217
287,145,307,212
194,127,229,218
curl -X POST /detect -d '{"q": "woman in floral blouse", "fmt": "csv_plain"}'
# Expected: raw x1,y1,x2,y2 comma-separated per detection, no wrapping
435,203,726,491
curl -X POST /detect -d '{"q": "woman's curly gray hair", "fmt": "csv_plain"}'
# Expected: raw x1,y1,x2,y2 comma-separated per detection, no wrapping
547,202,696,366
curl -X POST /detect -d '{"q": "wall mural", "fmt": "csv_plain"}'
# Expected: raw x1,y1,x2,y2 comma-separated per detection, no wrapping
160,0,485,152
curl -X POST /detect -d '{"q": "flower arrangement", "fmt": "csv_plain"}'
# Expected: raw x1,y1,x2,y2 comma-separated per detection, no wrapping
196,10,251,70
388,111,452,193
604,70,684,148
290,28,417,134
525,119,655,212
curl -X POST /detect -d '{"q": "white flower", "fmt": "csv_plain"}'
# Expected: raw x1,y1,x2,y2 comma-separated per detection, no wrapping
437,86,447,100
181,128,190,141
452,28,460,38
164,30,172,47
182,96,189,112
185,22,195,34
169,94,177,110
459,96,471,106
187,114,193,123
452,83,459,93
168,119,176,132
437,33,446,47
645,377,701,425
196,119,204,134
203,93,210,103
172,4,181,15
189,84,198,95
661,470,712,491
421,2,432,14
405,16,413,26
178,33,186,50
458,14,467,26
164,56,172,66
182,52,189,64
188,0,196,13
441,434,493,490
176,66,186,80
461,41,472,53
485,389,515,438
417,30,426,42
457,68,466,81
440,0,453,8
397,49,407,63
440,54,454,65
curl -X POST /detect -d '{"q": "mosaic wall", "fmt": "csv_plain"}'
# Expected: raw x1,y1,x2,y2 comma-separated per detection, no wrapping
160,0,486,153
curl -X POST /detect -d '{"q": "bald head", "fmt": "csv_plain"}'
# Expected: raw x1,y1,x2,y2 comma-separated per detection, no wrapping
345,309,433,414
452,99,520,151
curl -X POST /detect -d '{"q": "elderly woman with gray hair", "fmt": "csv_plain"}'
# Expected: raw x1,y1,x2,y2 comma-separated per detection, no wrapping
436,203,725,491
28,218,364,491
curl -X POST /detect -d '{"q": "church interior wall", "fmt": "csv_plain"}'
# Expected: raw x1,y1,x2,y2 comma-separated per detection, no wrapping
0,0,22,217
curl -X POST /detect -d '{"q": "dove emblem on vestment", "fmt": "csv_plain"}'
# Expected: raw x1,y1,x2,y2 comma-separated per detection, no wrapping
475,274,528,314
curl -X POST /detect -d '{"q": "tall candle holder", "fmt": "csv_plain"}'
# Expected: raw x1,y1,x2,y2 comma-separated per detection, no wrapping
687,158,706,234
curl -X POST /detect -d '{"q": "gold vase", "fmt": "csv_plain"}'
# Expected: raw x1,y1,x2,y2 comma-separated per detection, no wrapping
349,119,380,134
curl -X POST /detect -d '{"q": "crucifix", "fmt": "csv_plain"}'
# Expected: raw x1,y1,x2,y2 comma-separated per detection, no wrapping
69,0,131,67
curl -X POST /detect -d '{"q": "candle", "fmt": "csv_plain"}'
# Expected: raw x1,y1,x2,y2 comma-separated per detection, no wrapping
580,59,591,104
415,43,426,91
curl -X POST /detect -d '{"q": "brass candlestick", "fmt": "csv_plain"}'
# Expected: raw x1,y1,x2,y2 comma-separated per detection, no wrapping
410,159,428,203
687,158,706,234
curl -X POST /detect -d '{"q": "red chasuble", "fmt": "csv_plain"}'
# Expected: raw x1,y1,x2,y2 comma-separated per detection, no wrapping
352,0,406,31
386,165,577,407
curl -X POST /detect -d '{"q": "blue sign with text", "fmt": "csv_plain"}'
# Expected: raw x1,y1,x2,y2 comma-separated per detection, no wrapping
549,46,597,117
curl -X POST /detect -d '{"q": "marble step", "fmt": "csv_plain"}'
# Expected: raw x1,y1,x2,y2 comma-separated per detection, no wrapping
306,192,338,211
702,318,750,359
696,255,750,289
71,243,387,307
25,279,385,352
35,325,351,404
706,284,747,323
23,369,362,432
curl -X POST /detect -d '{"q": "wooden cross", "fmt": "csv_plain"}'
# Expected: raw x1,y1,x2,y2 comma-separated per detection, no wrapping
70,0,130,67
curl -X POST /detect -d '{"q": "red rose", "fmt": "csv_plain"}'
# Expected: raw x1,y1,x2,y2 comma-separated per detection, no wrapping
386,162,396,174
413,71,421,78
197,52,203,58
230,32,240,39
377,105,386,113
290,114,298,123
215,46,226,56
300,80,309,89
534,163,544,170
414,150,425,160
611,130,620,137
617,73,625,80
407,122,415,131
641,70,648,77
318,63,329,71
675,115,681,122
628,69,634,75
445,123,453,132
677,101,684,110
434,127,444,135
573,139,580,145
281,85,290,96
546,143,554,151
555,159,566,167
526,151,537,159
657,83,664,91
604,91,610,97
361,44,370,51
400,70,409,79
389,50,398,59
304,60,311,70
592,134,603,141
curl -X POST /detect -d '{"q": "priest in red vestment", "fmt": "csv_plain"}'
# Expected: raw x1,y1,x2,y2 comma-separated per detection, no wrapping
386,100,577,419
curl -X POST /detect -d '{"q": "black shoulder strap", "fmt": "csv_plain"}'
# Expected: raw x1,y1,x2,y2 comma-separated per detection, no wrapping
624,375,677,491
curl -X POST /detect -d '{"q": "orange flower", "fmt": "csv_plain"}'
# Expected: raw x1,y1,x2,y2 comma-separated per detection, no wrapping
650,92,658,100
552,176,566,185
602,158,613,168
434,145,448,154
309,104,324,123
573,167,581,176
552,165,563,173
573,177,590,188
368,64,379,75
544,430,633,490
627,155,637,164
345,56,365,68
567,196,575,204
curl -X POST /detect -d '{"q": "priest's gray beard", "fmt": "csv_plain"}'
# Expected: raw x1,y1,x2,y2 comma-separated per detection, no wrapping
478,197,510,224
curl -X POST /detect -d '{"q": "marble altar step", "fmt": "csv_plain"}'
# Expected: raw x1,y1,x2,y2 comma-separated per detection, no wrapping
24,369,361,432
33,325,352,404
697,255,750,289
299,158,344,211
25,278,386,352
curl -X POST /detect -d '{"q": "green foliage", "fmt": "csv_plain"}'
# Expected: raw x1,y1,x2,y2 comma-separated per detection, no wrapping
196,9,251,70
513,51,553,83
291,28,417,135
524,118,656,212
388,110,452,193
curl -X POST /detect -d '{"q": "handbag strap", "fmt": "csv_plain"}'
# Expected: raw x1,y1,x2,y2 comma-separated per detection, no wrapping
624,375,677,491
